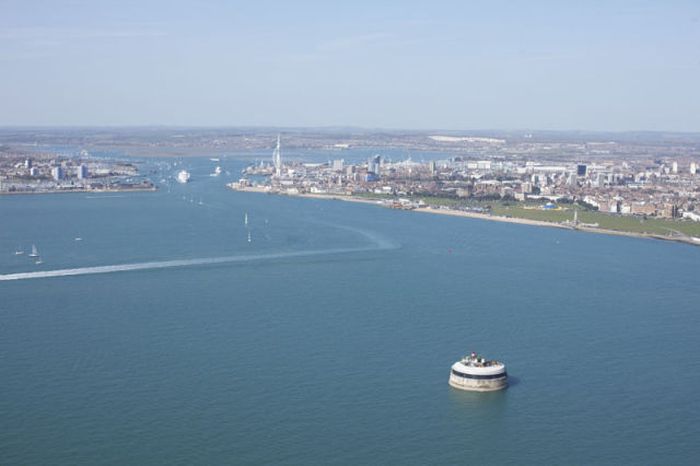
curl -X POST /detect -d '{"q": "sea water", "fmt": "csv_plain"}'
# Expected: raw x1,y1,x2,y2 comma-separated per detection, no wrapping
1,157,699,464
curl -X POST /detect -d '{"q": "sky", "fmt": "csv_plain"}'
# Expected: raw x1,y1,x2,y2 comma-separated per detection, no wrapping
1,0,699,131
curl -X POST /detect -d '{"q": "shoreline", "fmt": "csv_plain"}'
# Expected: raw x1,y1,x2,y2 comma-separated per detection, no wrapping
0,186,157,196
229,186,700,247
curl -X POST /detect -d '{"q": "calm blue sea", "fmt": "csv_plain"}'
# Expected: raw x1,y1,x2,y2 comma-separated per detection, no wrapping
1,156,699,465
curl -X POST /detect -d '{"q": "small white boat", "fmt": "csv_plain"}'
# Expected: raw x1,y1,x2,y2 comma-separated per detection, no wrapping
247,231,252,243
15,247,24,255
28,244,39,258
35,259,43,265
75,237,83,241
176,170,191,183
210,166,222,177
244,213,248,226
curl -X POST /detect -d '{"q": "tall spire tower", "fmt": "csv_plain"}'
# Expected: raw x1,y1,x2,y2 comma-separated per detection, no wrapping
272,134,282,176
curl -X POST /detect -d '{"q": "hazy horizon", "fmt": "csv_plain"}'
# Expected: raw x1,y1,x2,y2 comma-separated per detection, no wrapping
2,1,699,132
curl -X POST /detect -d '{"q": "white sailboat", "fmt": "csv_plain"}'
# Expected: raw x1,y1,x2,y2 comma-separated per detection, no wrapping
15,246,24,255
244,212,248,226
28,244,39,258
176,170,191,183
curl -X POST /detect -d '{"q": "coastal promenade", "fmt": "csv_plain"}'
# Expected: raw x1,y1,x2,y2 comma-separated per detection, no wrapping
0,185,157,196
230,186,700,247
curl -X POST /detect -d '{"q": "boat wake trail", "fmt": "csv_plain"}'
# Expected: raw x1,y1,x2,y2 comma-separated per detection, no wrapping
0,227,397,282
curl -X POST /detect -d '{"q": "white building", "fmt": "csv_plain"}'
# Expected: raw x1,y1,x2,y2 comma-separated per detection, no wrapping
52,166,64,181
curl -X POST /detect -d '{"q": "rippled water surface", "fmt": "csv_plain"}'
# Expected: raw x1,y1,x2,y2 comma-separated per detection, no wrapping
2,158,699,464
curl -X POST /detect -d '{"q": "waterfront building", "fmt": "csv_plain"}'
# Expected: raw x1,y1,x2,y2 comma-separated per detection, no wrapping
52,166,64,181
77,164,88,179
367,155,381,174
24,159,32,169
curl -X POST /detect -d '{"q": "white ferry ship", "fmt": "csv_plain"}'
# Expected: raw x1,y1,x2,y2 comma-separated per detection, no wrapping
176,170,191,183
449,352,507,392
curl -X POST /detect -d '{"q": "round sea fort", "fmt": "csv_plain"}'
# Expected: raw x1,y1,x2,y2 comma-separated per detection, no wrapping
449,352,508,392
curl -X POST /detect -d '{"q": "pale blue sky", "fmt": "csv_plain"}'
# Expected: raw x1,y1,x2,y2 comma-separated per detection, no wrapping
1,0,699,131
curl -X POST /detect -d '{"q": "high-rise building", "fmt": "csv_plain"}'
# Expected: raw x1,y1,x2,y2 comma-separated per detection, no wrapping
691,162,697,175
24,159,32,169
52,166,64,181
77,164,88,179
596,173,604,187
577,164,587,176
672,161,678,174
272,135,282,176
29,167,38,177
332,159,344,171
367,154,381,174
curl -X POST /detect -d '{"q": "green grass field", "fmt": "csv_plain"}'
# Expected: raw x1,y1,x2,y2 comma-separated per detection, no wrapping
350,192,700,238
489,204,700,237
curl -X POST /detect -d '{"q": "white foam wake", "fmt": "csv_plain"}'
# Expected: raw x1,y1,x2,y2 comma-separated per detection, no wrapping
0,228,398,282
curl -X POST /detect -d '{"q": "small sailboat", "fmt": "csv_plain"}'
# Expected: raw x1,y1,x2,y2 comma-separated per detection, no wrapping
28,244,39,258
176,170,191,183
14,246,24,255
244,212,249,226
35,258,43,265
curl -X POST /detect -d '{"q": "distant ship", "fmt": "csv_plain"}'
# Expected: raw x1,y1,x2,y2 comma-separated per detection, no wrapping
176,170,191,183
28,244,39,258
449,352,507,392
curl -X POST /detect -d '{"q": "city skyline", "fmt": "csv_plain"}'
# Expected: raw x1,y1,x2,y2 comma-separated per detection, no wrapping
2,0,699,131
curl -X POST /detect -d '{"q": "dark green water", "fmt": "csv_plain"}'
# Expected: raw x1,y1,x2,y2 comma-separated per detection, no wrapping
1,158,699,464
